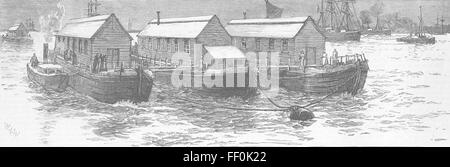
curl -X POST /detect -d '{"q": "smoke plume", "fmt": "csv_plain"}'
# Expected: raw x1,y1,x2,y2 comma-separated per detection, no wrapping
39,0,65,42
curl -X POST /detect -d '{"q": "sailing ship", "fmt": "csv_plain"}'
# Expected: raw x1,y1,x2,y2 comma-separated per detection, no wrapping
27,0,154,104
360,1,391,36
428,14,446,35
316,0,361,42
1,23,33,43
361,15,392,35
397,6,436,44
24,18,37,32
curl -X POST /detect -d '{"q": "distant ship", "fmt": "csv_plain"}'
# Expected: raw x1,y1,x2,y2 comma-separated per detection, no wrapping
427,14,446,35
316,0,361,42
397,6,436,44
1,23,33,43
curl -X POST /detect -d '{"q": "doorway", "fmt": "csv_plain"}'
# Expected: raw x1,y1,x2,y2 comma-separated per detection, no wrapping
305,47,316,66
107,48,120,69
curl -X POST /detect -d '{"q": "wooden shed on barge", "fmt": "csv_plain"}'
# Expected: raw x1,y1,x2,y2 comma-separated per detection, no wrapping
54,14,133,71
226,16,326,69
137,13,232,64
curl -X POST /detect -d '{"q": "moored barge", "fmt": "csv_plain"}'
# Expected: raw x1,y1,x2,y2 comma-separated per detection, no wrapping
34,8,154,103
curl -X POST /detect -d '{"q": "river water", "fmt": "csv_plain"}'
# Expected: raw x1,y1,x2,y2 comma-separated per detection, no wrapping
1,32,449,146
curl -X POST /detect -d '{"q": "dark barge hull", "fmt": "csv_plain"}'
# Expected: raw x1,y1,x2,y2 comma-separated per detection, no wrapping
150,69,258,98
27,63,69,92
1,36,33,43
55,58,153,104
362,30,392,36
280,61,369,95
325,31,361,42
396,36,436,44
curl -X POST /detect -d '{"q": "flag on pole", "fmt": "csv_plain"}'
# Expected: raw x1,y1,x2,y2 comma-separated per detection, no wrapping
265,0,283,18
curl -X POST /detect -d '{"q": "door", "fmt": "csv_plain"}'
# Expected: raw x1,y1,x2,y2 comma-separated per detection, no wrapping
107,48,120,69
305,47,316,66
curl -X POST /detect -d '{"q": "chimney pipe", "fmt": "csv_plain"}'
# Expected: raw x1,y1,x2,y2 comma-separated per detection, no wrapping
43,43,49,63
243,11,247,19
157,11,161,25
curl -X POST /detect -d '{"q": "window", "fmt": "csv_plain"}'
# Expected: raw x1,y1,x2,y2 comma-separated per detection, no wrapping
282,39,288,51
72,38,76,51
269,39,275,50
167,39,172,52
84,40,88,54
78,39,82,53
241,38,247,49
148,38,152,50
156,38,161,50
255,38,261,51
184,39,190,54
174,39,179,52
163,38,168,51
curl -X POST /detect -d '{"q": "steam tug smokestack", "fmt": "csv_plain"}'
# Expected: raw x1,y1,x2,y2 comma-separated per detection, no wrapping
43,43,49,63
157,11,161,25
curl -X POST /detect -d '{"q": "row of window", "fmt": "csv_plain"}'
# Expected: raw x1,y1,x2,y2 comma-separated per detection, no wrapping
240,38,289,51
145,38,191,54
57,36,89,54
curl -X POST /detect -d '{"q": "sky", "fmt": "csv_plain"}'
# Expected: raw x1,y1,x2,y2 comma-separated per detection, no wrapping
0,0,449,30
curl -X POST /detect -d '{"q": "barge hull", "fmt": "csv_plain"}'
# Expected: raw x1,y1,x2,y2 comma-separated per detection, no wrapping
27,64,69,92
56,58,153,104
325,31,361,42
280,61,369,95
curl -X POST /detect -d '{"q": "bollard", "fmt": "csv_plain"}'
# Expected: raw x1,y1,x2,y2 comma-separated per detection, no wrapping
288,106,315,121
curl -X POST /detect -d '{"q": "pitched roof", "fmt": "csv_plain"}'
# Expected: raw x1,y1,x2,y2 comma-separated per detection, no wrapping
226,17,312,38
57,14,110,38
138,15,215,38
205,46,246,59
8,24,22,31
57,14,131,39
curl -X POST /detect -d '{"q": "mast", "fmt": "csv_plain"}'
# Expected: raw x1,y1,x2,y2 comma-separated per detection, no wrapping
418,6,424,36
325,0,338,30
339,0,355,31
318,0,326,28
441,15,445,34
88,0,101,17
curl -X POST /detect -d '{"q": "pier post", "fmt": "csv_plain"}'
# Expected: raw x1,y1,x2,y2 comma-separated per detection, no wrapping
43,43,49,64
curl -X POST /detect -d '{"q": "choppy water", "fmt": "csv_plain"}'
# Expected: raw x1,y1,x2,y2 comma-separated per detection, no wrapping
1,32,450,146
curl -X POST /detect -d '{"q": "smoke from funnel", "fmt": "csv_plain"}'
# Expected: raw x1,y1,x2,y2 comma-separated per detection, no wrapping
39,0,65,43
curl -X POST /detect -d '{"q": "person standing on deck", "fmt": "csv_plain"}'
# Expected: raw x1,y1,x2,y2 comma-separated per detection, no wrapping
299,50,305,68
322,52,329,65
332,49,339,66
92,53,99,73
30,53,39,67
72,51,77,65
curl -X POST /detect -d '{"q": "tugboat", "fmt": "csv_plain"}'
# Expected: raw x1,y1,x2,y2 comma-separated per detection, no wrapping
27,46,69,92
1,23,33,43
316,0,362,42
397,6,436,44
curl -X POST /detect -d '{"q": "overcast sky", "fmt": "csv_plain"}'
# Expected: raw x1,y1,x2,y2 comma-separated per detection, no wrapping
1,0,449,30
